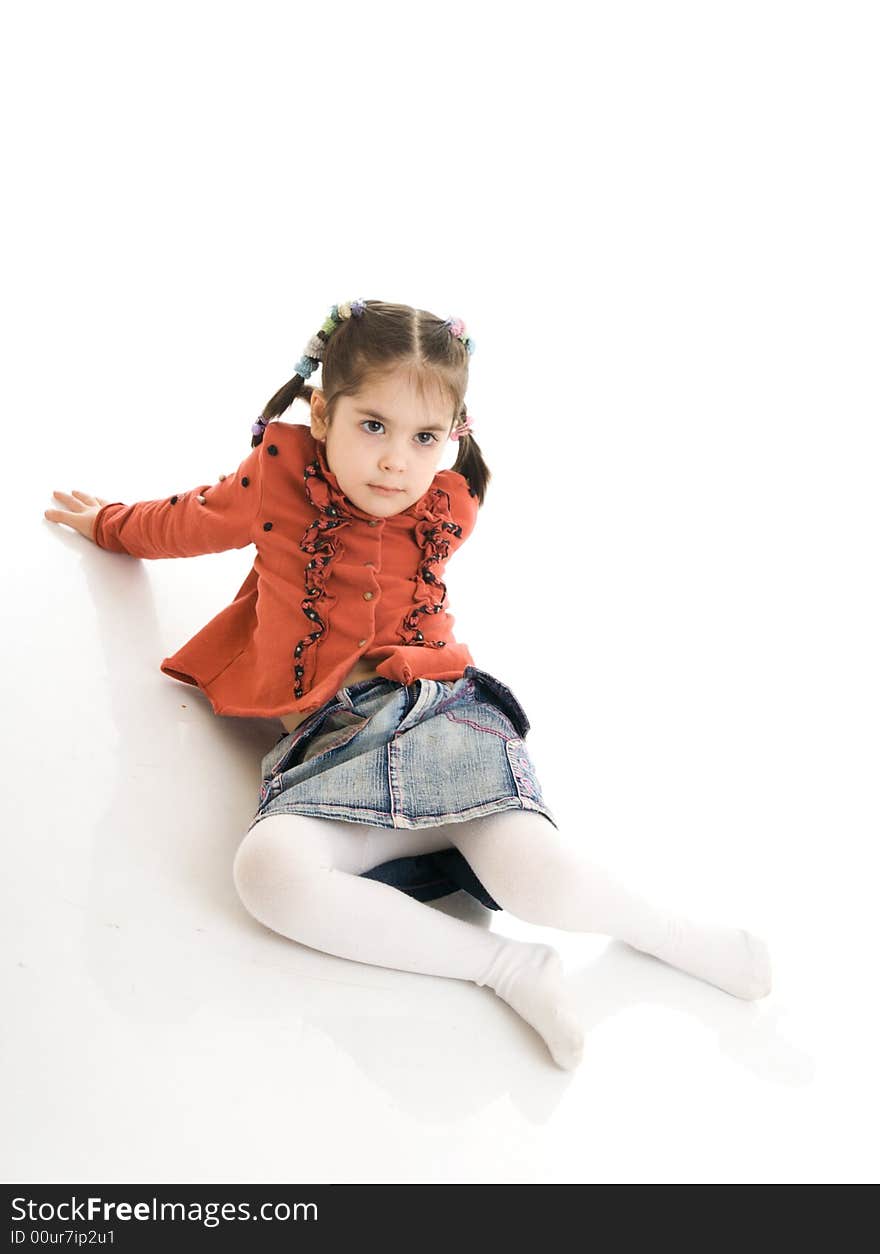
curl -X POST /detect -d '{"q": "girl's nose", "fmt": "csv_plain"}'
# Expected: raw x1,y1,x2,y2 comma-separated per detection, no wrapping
379,448,407,472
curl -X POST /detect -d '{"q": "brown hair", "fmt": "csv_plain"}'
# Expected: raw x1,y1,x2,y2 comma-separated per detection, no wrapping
251,299,490,505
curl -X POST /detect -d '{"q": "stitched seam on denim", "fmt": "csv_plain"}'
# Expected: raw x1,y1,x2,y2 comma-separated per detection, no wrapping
441,711,510,739
386,739,398,826
505,739,544,808
254,802,391,823
431,678,475,720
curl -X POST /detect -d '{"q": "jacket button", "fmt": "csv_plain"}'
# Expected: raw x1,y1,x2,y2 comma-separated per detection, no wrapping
358,638,367,647
363,591,373,600
368,520,381,527
267,444,278,456
170,495,178,505
241,476,250,487
263,521,273,531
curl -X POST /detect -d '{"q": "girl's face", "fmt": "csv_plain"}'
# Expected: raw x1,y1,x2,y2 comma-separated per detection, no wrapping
309,371,456,517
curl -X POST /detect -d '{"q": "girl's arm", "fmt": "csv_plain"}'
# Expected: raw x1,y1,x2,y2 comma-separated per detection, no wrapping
45,442,264,559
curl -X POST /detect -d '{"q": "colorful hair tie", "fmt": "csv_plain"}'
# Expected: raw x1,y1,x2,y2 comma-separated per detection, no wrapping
443,315,476,355
293,298,368,380
450,414,475,441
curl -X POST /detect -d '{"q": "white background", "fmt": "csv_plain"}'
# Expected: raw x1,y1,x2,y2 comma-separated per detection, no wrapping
2,0,877,1184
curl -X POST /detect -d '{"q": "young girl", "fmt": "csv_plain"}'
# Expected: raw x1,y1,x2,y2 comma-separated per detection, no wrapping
45,298,771,1071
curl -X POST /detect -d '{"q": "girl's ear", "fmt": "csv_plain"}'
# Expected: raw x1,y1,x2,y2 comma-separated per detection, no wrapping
309,388,329,442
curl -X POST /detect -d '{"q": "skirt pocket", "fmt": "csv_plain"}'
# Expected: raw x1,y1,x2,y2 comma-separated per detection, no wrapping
267,707,377,783
257,708,377,812
297,708,375,766
465,666,533,739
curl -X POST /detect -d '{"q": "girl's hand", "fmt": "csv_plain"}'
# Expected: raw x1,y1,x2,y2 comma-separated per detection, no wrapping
44,490,111,544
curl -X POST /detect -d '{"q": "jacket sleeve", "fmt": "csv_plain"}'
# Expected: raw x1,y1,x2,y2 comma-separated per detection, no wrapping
93,441,263,559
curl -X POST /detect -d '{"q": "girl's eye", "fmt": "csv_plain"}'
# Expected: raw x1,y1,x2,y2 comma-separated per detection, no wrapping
360,420,437,446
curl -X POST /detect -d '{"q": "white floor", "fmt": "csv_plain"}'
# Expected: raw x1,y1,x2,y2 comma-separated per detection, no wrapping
4,512,876,1184
6,0,879,1185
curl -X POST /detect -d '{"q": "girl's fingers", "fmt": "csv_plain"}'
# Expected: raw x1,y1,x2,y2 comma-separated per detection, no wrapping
50,491,84,510
50,490,101,509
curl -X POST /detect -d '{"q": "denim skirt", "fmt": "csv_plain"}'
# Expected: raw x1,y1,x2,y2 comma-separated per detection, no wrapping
247,665,557,911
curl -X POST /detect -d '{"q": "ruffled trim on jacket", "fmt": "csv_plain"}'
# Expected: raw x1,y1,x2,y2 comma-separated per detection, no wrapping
292,458,352,698
398,486,463,648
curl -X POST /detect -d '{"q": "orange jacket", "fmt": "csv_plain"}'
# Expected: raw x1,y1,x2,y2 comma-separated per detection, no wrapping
93,421,480,719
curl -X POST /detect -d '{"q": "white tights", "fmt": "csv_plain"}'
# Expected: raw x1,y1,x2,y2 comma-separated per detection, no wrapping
232,809,772,1069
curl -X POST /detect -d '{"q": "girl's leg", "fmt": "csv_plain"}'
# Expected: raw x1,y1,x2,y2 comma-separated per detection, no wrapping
445,810,772,1000
232,814,585,1069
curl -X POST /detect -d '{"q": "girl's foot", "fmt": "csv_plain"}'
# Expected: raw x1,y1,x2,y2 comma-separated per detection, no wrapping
478,941,585,1070
629,918,772,1000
